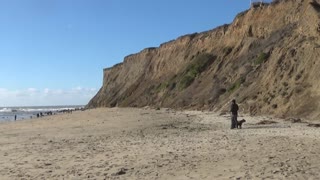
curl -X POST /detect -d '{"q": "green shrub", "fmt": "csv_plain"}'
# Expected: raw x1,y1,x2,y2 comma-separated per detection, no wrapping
187,54,214,75
156,79,177,92
228,81,241,93
227,77,245,93
179,75,195,89
178,53,215,89
156,82,168,92
254,52,269,65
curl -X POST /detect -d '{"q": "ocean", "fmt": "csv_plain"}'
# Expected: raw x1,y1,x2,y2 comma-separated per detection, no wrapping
0,105,84,122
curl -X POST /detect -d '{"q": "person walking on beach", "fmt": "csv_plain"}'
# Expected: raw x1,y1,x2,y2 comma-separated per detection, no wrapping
14,115,17,121
230,99,239,129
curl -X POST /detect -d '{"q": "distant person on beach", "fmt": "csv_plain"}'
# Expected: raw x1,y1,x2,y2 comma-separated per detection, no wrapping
14,115,17,121
230,99,239,129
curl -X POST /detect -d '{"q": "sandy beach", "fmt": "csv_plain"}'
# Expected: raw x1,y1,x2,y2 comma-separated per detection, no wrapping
0,107,320,179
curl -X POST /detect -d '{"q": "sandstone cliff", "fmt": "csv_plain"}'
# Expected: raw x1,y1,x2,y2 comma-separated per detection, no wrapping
88,0,320,119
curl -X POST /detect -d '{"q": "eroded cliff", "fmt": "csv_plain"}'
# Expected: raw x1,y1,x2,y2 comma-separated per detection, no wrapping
88,0,320,119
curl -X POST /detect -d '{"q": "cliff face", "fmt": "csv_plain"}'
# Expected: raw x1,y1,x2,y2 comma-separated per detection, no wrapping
88,0,320,119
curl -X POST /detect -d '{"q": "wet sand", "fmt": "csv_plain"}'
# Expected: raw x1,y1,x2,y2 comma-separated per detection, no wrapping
0,107,319,179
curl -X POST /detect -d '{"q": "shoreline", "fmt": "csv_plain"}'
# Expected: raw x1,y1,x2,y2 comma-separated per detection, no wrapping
0,107,320,179
0,105,85,122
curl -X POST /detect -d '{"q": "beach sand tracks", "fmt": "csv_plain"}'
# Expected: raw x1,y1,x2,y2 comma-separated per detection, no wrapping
156,121,211,133
1,108,320,179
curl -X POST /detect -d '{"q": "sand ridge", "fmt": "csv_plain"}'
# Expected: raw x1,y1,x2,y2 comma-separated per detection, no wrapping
0,108,319,179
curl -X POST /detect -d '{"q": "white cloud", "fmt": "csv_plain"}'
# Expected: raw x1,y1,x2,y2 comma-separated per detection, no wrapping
0,87,98,107
44,88,50,94
27,88,38,92
0,88,8,92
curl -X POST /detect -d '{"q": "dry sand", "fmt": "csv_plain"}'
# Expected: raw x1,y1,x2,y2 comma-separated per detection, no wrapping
0,107,320,179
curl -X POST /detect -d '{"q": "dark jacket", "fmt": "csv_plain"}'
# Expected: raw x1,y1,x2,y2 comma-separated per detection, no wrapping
230,103,239,115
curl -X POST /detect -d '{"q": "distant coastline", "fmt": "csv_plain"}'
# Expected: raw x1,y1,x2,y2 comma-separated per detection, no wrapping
0,105,85,122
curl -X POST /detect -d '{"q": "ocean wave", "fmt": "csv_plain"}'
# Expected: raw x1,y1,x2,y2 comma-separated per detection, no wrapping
0,106,84,113
0,108,13,113
18,107,78,112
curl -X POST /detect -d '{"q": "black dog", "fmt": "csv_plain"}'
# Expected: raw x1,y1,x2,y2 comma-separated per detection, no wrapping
237,119,246,129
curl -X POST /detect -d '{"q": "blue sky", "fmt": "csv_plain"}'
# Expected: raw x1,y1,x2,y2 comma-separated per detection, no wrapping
0,0,264,106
